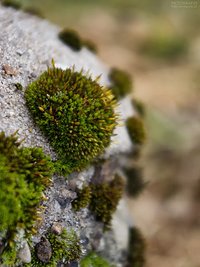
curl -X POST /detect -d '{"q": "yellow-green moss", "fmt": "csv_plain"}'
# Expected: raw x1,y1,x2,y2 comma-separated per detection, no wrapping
109,67,132,99
80,252,114,267
72,185,92,211
89,174,124,229
126,227,146,267
126,116,146,145
25,65,117,174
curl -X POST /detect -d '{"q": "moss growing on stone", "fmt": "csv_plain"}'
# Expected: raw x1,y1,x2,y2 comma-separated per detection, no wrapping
0,131,53,236
58,28,98,53
25,65,117,174
126,227,146,267
14,82,23,91
126,117,146,145
1,0,21,9
0,131,53,266
80,252,113,267
90,174,124,229
23,7,44,18
27,229,81,266
109,67,132,99
72,185,92,211
58,29,82,51
124,167,146,198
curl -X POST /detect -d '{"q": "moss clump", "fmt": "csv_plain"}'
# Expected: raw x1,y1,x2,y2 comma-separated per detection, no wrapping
126,117,146,145
58,29,82,51
25,65,117,174
14,82,23,91
72,185,92,211
0,131,53,265
80,252,114,267
58,28,98,53
109,67,132,99
27,229,81,266
89,174,124,228
124,167,146,198
126,227,146,267
0,131,53,235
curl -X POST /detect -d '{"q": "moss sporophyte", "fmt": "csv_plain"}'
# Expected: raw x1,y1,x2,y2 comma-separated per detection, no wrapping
25,65,117,174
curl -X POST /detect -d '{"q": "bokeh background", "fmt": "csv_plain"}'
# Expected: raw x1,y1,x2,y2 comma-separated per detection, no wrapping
17,1,200,266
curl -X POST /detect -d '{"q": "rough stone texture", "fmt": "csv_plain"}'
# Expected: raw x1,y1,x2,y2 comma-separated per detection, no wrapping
0,6,135,266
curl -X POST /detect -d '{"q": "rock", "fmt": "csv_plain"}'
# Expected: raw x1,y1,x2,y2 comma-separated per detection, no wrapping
36,237,52,263
18,241,31,263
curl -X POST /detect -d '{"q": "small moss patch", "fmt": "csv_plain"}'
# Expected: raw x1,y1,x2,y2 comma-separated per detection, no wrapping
90,174,124,229
1,0,21,9
25,65,117,174
109,67,132,99
58,28,98,53
126,116,146,145
72,185,92,211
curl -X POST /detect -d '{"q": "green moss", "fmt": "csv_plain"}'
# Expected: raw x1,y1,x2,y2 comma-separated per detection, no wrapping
131,99,146,118
0,131,54,265
27,229,81,266
126,117,146,145
72,185,92,211
90,174,124,229
126,227,146,267
1,0,21,9
124,167,146,198
0,242,19,266
58,29,82,51
0,131,53,235
25,65,117,174
109,67,132,99
58,28,98,53
80,252,114,267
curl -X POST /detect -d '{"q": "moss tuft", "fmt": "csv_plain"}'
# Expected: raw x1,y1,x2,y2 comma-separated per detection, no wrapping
25,65,117,174
80,252,114,267
26,229,81,266
14,82,23,91
58,29,82,51
89,174,124,229
0,131,53,235
109,67,132,99
72,185,92,211
126,227,146,267
124,167,146,197
0,131,53,265
58,28,98,53
126,116,146,145
1,0,21,9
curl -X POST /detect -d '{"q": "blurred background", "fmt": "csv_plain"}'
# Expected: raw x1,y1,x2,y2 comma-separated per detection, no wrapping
15,0,200,266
